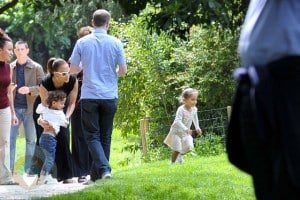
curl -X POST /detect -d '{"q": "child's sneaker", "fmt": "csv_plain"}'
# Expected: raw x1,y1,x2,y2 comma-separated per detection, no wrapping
46,175,58,184
177,154,184,164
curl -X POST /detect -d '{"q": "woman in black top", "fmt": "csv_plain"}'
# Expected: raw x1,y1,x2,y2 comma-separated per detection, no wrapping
30,57,78,183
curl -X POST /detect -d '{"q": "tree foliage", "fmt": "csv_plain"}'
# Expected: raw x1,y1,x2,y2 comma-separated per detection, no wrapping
0,0,18,14
116,0,249,38
148,0,249,38
1,0,249,38
110,11,240,139
116,0,147,15
0,0,123,68
0,0,67,14
0,0,245,142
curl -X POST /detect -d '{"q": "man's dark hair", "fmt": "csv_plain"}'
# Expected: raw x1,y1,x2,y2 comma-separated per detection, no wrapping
15,40,29,48
93,9,111,27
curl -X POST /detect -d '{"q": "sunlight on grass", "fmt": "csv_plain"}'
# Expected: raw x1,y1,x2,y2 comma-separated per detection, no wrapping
110,129,142,169
16,129,255,200
43,154,255,200
14,136,26,174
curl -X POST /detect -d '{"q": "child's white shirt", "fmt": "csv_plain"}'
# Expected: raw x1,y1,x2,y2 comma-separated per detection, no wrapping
36,103,68,134
170,105,200,137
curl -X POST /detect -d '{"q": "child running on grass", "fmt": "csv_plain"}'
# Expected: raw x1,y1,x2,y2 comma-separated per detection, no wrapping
36,90,69,184
164,88,202,164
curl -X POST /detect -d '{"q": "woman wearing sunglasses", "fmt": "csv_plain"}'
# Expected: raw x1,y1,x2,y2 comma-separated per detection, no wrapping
29,57,78,184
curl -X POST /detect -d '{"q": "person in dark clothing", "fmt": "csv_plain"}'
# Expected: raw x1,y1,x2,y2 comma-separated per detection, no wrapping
70,26,93,183
30,57,78,184
226,1,300,199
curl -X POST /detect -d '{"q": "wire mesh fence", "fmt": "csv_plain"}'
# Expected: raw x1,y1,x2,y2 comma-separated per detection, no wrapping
139,106,231,158
139,106,231,148
141,106,230,136
198,106,230,135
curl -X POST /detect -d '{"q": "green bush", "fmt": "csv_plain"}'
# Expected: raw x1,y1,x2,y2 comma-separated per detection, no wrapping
112,15,239,137
194,133,225,156
109,10,240,160
139,132,225,163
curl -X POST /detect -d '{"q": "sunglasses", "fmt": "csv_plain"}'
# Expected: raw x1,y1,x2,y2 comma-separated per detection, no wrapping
55,71,70,76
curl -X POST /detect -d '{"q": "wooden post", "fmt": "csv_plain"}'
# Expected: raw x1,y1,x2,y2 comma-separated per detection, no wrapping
140,117,149,157
227,106,232,122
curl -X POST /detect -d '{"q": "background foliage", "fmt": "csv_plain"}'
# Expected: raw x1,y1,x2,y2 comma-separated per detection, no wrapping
1,0,246,154
112,9,240,139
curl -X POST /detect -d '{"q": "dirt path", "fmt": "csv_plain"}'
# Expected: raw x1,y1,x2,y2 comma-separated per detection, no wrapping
0,175,88,200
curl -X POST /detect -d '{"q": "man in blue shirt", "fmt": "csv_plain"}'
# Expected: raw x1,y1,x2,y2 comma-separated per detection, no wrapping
70,9,127,184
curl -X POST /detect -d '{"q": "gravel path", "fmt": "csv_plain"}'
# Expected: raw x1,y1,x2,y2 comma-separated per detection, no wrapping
0,175,88,200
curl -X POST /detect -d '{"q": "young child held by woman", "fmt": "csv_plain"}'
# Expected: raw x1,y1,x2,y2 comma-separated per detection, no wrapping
164,88,202,164
36,90,69,184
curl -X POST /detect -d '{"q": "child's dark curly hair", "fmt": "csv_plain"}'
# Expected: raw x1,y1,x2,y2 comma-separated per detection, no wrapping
47,90,66,107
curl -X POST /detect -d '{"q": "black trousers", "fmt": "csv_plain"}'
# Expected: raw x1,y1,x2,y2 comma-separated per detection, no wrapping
71,101,92,177
227,56,300,200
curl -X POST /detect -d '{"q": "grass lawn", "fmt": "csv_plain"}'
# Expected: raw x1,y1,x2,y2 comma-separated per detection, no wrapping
40,154,255,200
14,135,29,174
16,130,255,199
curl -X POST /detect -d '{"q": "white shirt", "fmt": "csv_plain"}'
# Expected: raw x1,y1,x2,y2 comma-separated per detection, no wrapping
36,104,68,134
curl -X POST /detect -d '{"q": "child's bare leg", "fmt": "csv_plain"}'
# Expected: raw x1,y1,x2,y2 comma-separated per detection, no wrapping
171,151,180,163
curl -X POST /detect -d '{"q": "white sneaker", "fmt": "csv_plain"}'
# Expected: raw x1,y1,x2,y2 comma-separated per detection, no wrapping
83,180,94,185
101,172,111,179
177,154,184,164
46,175,58,184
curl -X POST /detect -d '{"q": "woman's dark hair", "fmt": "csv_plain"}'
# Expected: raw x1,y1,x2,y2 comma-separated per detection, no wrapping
0,28,12,49
47,90,67,108
47,57,67,74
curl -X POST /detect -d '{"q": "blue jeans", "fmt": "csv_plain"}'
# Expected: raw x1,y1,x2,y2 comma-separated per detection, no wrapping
39,133,57,175
81,99,117,181
10,108,36,172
